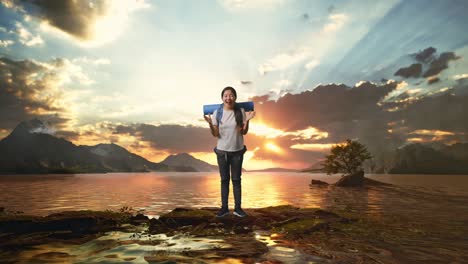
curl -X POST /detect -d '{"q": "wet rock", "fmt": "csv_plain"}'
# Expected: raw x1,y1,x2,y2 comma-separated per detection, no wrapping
147,205,350,243
334,171,365,187
130,213,149,225
334,171,390,187
273,218,330,238
0,205,408,263
148,218,170,234
159,208,213,228
212,235,269,258
0,210,131,235
310,179,329,186
0,210,139,251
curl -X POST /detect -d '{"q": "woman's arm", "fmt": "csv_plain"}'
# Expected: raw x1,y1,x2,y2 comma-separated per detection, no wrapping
204,114,219,137
209,123,220,137
242,121,249,135
241,111,255,135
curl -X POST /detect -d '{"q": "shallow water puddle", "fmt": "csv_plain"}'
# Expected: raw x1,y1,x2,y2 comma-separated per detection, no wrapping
13,228,331,263
254,230,331,263
14,229,229,263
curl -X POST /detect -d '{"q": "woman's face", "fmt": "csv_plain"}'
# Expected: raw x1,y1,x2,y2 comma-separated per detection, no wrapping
222,89,236,108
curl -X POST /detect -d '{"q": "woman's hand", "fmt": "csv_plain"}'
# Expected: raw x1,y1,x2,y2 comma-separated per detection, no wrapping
245,111,256,122
204,114,213,125
205,114,219,137
241,111,255,135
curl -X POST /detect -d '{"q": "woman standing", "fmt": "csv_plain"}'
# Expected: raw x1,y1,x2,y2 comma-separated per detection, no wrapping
204,87,255,217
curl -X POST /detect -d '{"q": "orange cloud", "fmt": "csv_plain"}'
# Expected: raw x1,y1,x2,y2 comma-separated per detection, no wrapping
290,143,335,151
249,122,328,140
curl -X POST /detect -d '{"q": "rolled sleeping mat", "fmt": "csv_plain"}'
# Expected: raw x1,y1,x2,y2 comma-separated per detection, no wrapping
203,101,254,115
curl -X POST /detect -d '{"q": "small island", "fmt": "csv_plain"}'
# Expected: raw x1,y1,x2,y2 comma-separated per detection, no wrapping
309,139,388,187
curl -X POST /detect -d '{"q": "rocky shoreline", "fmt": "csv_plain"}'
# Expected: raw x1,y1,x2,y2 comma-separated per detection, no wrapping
1,197,467,263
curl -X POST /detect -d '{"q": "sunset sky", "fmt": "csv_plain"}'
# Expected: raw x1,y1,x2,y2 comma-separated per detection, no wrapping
1,0,467,170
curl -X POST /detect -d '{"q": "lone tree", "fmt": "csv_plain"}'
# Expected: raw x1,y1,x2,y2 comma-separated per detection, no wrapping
323,139,372,176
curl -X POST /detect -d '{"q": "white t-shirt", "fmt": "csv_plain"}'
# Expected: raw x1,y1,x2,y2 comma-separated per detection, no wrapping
212,108,246,152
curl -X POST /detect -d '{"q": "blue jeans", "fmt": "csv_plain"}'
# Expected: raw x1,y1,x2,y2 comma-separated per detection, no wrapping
214,146,247,210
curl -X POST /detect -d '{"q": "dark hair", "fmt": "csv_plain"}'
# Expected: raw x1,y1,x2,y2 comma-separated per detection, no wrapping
221,86,237,99
220,86,243,127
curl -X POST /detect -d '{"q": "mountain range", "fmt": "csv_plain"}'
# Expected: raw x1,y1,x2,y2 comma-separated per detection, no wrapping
0,119,216,174
160,153,218,172
301,142,468,175
2,119,467,175
384,143,468,174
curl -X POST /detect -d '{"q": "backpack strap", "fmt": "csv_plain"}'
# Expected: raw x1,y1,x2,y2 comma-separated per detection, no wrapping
216,104,223,125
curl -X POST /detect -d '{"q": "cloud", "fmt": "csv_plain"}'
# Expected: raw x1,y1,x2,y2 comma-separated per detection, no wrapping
72,57,111,66
4,0,150,45
305,59,320,71
248,122,328,140
248,82,416,163
258,49,311,75
323,13,348,33
0,55,106,135
257,13,348,75
276,79,291,88
0,57,70,130
393,48,460,80
453,74,468,80
380,47,468,101
16,22,43,46
406,129,464,144
0,39,14,47
113,123,217,153
393,93,468,135
250,82,398,132
423,52,460,77
290,143,334,151
413,47,436,63
427,76,440,85
394,63,422,78
106,121,326,168
219,0,284,11
29,124,56,135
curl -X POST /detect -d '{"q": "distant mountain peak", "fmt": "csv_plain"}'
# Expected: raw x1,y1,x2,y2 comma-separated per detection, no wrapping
10,118,56,137
88,143,129,157
167,153,194,159
161,153,217,172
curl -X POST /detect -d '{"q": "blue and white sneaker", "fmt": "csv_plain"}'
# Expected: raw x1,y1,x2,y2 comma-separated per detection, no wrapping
216,207,230,217
233,207,247,217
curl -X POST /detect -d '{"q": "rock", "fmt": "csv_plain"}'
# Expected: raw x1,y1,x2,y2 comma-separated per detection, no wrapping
309,179,329,187
158,208,214,228
147,205,350,240
1,205,379,263
0,210,132,235
334,171,390,187
273,218,329,238
148,218,170,234
334,171,365,187
130,213,149,225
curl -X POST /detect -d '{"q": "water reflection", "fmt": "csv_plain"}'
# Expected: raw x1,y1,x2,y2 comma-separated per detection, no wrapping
0,172,467,218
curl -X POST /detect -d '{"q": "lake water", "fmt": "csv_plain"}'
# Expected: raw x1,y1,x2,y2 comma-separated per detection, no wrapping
0,172,467,218
1,172,467,263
